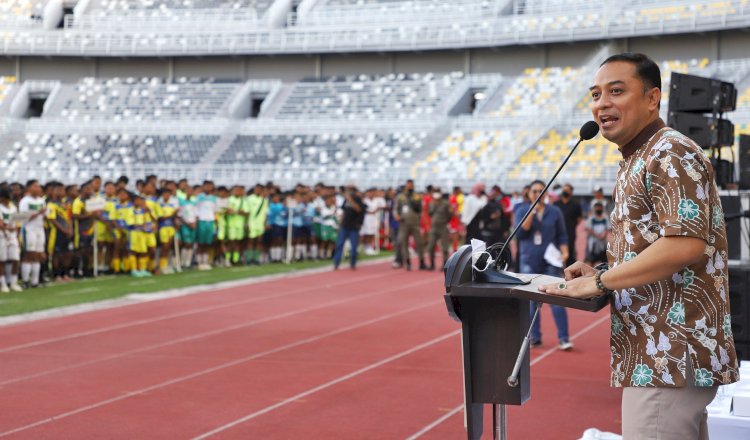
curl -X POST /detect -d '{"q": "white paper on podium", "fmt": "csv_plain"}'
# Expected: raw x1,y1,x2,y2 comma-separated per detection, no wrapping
470,239,486,267
544,243,563,268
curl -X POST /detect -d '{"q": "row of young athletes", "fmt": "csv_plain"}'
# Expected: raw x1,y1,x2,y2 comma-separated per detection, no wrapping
0,177,351,287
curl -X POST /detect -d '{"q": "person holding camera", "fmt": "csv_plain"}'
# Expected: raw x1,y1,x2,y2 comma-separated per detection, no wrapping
332,185,364,270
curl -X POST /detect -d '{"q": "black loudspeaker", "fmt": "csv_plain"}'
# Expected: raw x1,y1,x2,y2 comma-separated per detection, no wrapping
735,342,750,361
667,112,735,147
728,265,750,342
740,135,750,190
721,195,742,261
669,72,737,113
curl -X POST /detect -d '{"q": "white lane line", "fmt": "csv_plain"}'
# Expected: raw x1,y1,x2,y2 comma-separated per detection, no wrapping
404,406,464,440
0,285,440,437
0,270,392,354
0,257,391,328
0,278,435,387
192,329,462,440
404,313,611,440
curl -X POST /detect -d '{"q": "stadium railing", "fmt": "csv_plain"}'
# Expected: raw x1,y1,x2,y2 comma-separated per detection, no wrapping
2,0,749,55
64,8,262,32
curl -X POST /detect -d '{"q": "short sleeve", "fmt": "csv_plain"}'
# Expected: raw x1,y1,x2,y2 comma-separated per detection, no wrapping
73,199,84,215
644,134,712,242
46,205,56,220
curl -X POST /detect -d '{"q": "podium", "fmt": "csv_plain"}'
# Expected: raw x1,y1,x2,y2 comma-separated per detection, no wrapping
444,245,610,439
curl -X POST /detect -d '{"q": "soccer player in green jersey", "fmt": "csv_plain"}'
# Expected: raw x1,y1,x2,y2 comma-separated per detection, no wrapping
225,185,247,265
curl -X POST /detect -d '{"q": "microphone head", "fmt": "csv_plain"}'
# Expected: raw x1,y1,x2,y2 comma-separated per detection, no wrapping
580,120,600,140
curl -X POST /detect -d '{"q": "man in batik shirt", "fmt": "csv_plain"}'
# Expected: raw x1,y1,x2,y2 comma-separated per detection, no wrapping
540,53,738,439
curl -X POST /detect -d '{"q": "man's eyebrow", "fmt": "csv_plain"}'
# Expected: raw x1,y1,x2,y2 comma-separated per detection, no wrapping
589,80,626,91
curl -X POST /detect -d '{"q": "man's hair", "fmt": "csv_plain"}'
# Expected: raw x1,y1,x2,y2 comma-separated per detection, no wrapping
600,52,661,93
26,179,38,188
529,179,546,188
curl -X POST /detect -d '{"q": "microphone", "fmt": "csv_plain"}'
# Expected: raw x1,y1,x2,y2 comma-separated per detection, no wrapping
484,120,600,274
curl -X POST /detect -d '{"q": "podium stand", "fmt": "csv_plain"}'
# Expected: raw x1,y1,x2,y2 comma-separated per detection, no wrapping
444,245,610,439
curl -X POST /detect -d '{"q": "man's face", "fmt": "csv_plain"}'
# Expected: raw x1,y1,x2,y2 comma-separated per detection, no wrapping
563,185,573,198
92,178,101,192
105,184,115,197
590,61,661,147
82,185,93,198
529,183,545,206
30,182,42,197
405,181,414,192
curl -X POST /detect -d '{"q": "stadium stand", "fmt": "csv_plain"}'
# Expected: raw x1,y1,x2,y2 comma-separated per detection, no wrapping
274,73,463,120
1,53,748,189
0,0,46,29
74,0,271,31
485,66,583,117
218,131,426,169
47,77,239,121
0,133,220,180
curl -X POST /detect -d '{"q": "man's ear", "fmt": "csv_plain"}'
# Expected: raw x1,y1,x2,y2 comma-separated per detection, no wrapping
648,87,662,111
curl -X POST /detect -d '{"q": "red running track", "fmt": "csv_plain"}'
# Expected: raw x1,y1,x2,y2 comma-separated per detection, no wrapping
0,262,620,439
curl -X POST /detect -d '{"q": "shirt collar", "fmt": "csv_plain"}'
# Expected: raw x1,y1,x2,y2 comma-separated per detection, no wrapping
619,117,666,159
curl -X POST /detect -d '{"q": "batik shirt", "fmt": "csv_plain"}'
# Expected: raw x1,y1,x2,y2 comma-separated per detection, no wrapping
608,118,739,388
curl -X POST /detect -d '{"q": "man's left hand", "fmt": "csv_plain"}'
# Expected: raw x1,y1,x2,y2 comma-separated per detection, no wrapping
538,275,601,299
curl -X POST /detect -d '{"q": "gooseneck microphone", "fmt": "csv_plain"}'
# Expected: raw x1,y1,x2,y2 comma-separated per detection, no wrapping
486,120,600,270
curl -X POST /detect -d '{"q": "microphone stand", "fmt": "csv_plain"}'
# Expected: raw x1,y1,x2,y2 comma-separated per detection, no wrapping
476,134,590,284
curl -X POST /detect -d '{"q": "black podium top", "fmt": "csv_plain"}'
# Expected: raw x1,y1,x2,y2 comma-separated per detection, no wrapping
444,245,610,313
448,273,610,312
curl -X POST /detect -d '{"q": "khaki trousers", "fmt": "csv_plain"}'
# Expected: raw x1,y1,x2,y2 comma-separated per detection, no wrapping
621,360,718,440
398,220,423,264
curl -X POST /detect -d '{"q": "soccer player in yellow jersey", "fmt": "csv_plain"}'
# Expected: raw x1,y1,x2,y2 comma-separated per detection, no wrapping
113,189,135,274
130,195,155,277
157,188,179,274
46,183,73,282
72,181,98,277
142,181,161,273
96,182,117,273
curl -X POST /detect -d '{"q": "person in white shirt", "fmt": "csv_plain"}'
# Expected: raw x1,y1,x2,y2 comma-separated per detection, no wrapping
0,187,22,292
194,181,218,270
18,180,47,287
361,189,386,255
461,183,487,243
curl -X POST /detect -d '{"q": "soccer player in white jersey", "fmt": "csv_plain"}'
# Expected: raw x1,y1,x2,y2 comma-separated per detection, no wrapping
0,187,22,292
18,180,47,288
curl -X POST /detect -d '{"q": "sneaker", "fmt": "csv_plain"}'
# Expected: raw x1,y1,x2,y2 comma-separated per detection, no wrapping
530,339,542,348
559,340,574,351
9,283,23,292
0,284,8,293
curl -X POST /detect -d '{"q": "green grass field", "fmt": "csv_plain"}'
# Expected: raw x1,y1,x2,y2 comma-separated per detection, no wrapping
0,252,392,317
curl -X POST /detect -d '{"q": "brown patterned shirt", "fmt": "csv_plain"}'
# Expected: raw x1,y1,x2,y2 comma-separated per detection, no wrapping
608,118,740,388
